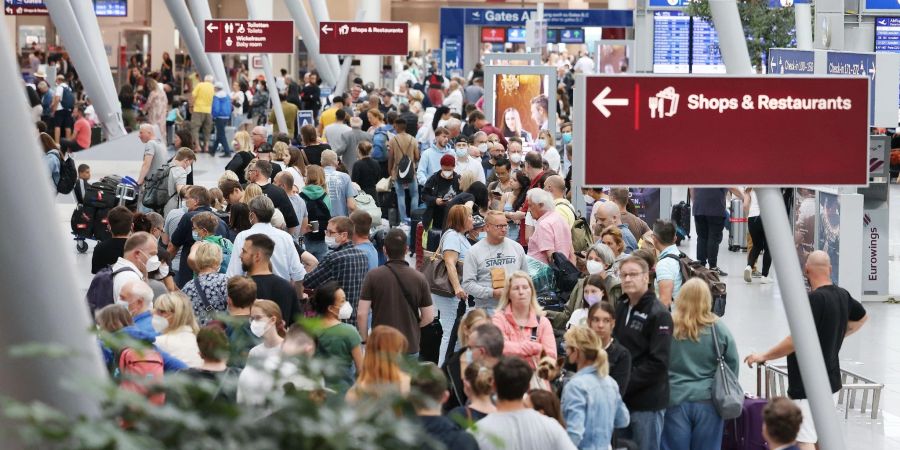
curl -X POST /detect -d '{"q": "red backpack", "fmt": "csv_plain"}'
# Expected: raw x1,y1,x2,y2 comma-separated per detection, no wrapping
117,347,165,405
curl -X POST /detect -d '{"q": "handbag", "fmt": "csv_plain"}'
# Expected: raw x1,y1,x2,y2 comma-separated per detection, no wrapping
711,323,744,419
376,177,392,193
422,231,463,298
385,264,443,364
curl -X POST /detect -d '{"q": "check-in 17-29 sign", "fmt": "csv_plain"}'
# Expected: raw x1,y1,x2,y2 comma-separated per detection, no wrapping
204,20,294,54
319,21,408,55
575,75,869,187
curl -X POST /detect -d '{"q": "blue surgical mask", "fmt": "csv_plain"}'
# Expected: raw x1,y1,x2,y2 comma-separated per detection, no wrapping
191,231,200,241
562,132,572,144
478,232,487,240
455,148,468,158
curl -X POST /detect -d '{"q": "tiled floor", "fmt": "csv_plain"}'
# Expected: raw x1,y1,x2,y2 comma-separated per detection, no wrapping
58,143,900,448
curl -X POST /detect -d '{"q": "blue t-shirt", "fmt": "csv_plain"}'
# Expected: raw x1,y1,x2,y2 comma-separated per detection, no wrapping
355,241,379,270
655,244,683,300
441,229,471,261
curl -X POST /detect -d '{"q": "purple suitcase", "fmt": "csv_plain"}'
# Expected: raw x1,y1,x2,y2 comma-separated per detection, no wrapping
722,395,768,450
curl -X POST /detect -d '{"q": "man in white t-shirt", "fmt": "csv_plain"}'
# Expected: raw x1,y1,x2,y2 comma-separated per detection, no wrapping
454,140,486,185
573,52,595,75
652,220,683,308
111,232,157,302
473,357,577,450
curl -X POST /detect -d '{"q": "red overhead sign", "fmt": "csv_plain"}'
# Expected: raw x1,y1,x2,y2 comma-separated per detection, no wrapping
319,21,408,55
575,75,869,186
204,20,294,54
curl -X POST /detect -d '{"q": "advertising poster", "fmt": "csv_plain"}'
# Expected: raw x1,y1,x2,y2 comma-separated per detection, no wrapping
629,188,660,224
598,44,630,74
862,208,889,295
817,192,841,284
493,74,548,143
792,188,817,268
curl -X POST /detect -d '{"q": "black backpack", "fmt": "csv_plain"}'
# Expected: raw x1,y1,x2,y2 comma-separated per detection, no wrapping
299,192,331,241
61,85,75,111
52,150,77,194
662,253,727,316
394,137,415,184
141,163,176,210
85,266,135,317
550,252,581,296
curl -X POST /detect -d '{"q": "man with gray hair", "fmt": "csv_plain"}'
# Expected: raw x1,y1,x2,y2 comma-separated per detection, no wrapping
527,188,574,264
118,280,156,335
594,201,638,254
321,149,357,217
337,116,371,174
445,117,463,144
226,195,306,289
137,123,167,187
250,125,268,153
444,322,505,412
191,74,216,153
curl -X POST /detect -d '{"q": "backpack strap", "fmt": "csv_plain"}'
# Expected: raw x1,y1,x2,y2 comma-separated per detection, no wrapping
385,263,420,322
530,314,539,341
193,277,214,312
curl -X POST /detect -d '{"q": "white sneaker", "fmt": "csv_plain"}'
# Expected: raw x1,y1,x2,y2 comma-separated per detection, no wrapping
743,266,752,284
760,276,773,284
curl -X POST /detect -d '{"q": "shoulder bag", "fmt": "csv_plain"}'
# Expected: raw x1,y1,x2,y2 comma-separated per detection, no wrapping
385,263,442,364
422,231,463,298
711,322,743,419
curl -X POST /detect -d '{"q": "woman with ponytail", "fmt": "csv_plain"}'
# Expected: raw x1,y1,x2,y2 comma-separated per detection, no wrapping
561,326,630,449
448,359,497,425
247,299,286,361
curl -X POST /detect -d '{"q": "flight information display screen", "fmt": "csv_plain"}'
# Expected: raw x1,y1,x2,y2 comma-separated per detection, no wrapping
653,11,690,74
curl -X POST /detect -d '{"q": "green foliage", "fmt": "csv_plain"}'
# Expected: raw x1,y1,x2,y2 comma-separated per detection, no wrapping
686,0,797,68
1,339,440,450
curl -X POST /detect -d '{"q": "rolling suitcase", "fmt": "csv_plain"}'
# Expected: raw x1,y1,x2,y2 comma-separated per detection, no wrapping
671,201,692,245
729,198,748,252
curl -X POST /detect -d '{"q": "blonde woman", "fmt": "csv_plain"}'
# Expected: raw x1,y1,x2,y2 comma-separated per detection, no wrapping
242,182,285,226
561,326,629,448
247,299,287,361
491,271,556,368
300,164,332,261
182,241,229,326
152,292,203,368
272,140,290,173
225,130,256,184
537,129,561,173
662,278,739,450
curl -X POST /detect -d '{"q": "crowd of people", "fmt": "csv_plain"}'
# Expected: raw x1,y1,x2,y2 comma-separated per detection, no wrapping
33,46,870,450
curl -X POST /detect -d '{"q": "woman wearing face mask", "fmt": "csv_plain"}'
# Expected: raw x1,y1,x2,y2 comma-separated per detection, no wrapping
464,214,486,245
422,154,461,232
492,271,557,368
500,107,533,142
181,241,229,326
598,226,628,277
536,130,561,174
546,240,622,330
561,326,630,449
311,281,363,393
152,292,203,368
588,301,631,395
447,360,497,425
246,299,286,362
431,205,473,367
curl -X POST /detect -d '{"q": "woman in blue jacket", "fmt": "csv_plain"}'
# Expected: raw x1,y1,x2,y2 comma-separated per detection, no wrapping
561,326,630,449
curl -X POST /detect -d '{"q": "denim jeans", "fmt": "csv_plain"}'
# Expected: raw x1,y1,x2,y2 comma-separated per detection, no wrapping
433,293,461,367
626,409,665,450
212,117,231,155
395,179,419,222
694,215,725,268
661,401,723,450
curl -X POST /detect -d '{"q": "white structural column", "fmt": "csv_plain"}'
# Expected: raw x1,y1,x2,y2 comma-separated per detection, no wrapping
308,0,342,81
709,0,847,449
358,0,382,85
282,0,337,87
70,0,121,125
247,0,287,133
44,0,126,139
0,17,106,441
187,0,231,92
163,0,214,78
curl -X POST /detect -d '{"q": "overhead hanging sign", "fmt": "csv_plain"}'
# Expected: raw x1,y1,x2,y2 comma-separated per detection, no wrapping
768,48,814,74
4,0,46,15
574,75,869,187
204,20,295,54
319,21,409,55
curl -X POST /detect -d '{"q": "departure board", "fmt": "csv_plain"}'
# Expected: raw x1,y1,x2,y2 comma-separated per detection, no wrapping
691,17,726,73
653,11,690,74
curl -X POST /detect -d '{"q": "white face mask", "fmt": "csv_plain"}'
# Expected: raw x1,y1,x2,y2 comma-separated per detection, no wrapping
146,256,161,273
337,302,353,320
325,236,338,249
151,315,169,333
441,170,454,178
586,260,605,275
509,153,522,164
250,319,270,338
477,143,488,154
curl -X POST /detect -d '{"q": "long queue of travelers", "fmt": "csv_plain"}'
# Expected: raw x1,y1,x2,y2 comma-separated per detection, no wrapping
34,48,868,450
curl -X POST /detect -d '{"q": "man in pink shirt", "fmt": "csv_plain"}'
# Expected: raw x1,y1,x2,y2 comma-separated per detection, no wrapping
526,188,575,265
60,103,91,153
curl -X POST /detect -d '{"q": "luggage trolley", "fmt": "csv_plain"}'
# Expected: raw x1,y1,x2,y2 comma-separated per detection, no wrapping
72,176,139,253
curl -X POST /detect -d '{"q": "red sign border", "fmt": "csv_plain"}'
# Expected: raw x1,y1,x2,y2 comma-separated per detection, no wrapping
572,73,871,188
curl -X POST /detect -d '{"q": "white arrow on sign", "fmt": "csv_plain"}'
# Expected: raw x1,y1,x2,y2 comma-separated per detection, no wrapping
321,24,332,34
207,23,218,33
592,86,629,118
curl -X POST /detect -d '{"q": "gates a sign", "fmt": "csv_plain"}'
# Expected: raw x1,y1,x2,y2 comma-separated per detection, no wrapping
574,75,869,187
319,21,408,55
204,20,294,54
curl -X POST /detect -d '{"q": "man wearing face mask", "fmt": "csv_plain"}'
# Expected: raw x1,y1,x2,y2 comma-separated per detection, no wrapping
417,127,453,186
422,154,461,231
239,234,301,327
507,138,525,171
117,279,158,335
302,217,369,327
455,138,486,185
483,140,506,182
111,232,158,304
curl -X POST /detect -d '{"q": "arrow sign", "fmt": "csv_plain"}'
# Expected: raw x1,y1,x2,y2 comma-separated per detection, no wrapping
321,24,332,34
592,86,629,118
207,23,218,33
